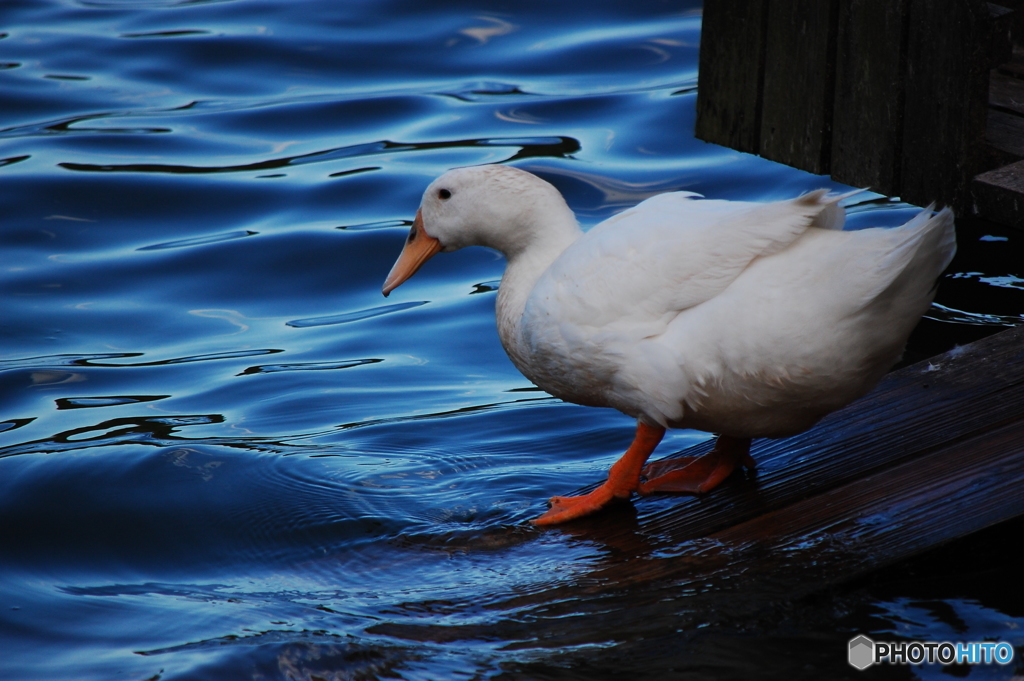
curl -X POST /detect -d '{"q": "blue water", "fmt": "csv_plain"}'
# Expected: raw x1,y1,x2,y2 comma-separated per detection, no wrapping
2,2,1023,679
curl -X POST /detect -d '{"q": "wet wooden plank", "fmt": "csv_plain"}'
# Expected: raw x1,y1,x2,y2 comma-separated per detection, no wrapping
693,0,768,155
977,52,1024,207
713,417,1024,556
972,159,1024,227
984,109,1024,169
759,0,839,174
985,3,1015,68
996,46,1024,81
990,67,1024,116
546,405,1024,604
830,0,908,195
482,422,1024,660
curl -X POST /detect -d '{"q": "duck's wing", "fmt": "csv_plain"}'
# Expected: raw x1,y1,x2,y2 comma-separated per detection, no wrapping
526,190,846,334
516,190,848,407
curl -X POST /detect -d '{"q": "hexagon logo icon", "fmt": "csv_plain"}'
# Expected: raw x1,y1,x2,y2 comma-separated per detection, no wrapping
849,635,875,670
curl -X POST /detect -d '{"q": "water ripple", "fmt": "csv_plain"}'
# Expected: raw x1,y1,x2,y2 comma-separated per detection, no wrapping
137,230,257,251
0,350,283,372
120,29,214,39
0,112,174,138
0,414,227,459
0,155,30,168
0,418,35,434
78,0,242,6
57,136,580,175
926,303,1023,326
0,353,143,371
240,359,382,375
470,280,501,295
336,219,409,231
55,395,170,410
287,302,427,328
439,81,533,102
140,630,419,680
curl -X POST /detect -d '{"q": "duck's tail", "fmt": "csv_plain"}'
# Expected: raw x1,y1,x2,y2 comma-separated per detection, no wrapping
896,204,957,283
868,205,957,312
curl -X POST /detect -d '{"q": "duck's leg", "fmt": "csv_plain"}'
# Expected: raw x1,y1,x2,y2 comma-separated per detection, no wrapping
532,422,665,526
639,435,755,495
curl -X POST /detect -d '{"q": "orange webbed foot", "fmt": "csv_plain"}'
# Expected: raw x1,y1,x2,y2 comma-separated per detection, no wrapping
639,436,754,495
531,485,622,526
531,421,666,526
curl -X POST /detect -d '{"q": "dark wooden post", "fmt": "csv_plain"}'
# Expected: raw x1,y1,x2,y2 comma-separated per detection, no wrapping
900,0,998,212
759,0,839,175
695,0,1015,216
830,0,909,197
694,0,769,155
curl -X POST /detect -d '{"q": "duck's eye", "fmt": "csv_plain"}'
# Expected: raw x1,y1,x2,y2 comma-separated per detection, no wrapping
438,188,452,200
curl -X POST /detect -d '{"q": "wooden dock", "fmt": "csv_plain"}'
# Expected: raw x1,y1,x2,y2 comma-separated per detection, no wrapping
369,326,1024,655
697,0,1024,226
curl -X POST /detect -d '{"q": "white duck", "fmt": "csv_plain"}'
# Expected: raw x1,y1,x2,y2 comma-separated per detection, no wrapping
382,165,956,525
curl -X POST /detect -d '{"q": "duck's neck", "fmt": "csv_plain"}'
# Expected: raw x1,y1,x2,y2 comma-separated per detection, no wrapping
495,212,582,369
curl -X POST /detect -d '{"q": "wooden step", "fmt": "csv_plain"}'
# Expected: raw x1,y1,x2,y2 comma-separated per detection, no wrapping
972,160,1024,228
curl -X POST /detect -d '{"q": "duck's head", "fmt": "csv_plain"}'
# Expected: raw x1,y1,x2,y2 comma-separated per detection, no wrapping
382,165,574,296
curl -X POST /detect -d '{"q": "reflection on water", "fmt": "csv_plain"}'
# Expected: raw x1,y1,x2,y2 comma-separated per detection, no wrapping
59,135,582,174
2,1,1023,679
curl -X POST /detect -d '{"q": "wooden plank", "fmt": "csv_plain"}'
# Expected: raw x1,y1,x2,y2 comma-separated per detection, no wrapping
982,66,1024,171
990,67,1024,116
713,418,1024,555
984,109,1024,167
694,0,768,155
468,423,1024,659
972,159,1024,227
996,46,1024,80
900,0,996,212
830,0,908,196
985,3,1015,69
759,0,840,175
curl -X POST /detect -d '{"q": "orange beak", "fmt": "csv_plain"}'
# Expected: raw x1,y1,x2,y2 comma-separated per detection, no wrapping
382,209,442,296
